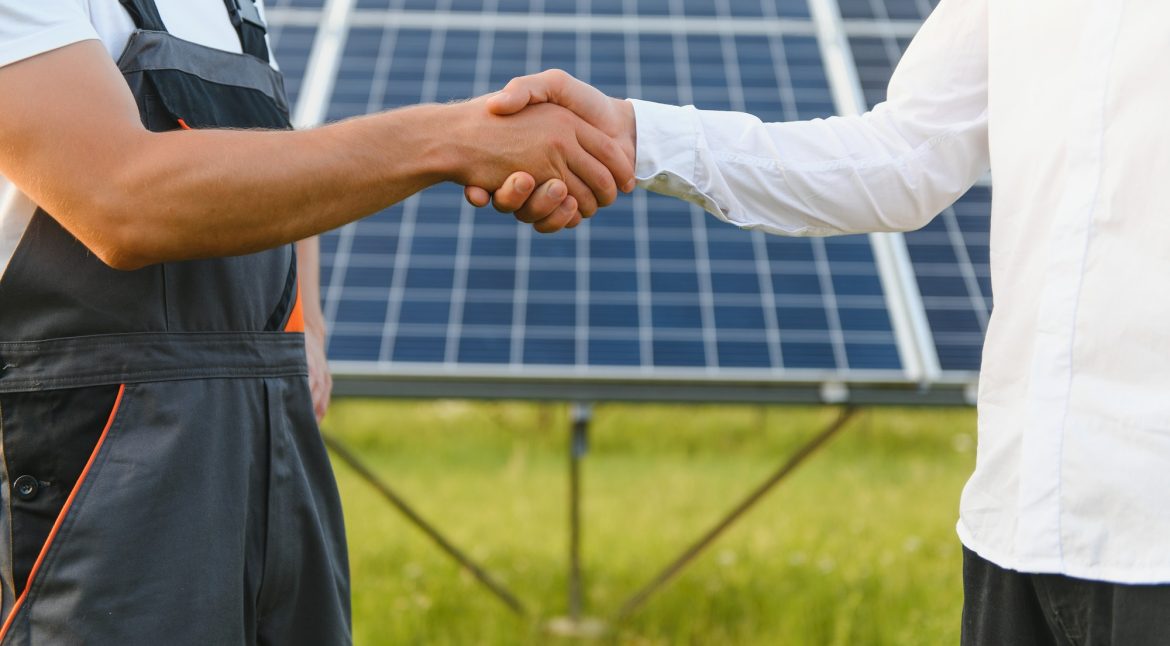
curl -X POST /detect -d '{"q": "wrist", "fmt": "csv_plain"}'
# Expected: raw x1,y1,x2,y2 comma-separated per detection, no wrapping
381,103,462,187
614,98,637,170
424,101,481,185
301,303,327,337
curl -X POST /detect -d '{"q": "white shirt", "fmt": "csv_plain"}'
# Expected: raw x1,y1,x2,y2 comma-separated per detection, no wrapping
0,0,273,279
633,0,1170,583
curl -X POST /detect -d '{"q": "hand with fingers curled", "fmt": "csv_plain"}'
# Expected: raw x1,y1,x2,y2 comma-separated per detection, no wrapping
443,91,632,233
462,70,638,233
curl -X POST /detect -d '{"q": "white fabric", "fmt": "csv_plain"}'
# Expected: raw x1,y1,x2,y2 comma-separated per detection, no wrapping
0,0,273,279
632,0,1170,583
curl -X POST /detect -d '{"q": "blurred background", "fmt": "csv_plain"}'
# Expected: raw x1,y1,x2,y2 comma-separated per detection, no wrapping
264,0,989,642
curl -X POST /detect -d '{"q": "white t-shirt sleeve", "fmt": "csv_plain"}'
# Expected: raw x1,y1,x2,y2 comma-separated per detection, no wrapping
0,0,99,69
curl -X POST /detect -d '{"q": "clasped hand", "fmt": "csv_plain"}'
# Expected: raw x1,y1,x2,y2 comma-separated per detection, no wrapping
455,70,635,233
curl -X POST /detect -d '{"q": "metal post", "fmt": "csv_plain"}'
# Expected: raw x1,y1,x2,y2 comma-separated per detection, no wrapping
612,406,859,622
568,402,591,619
546,404,607,638
321,432,529,618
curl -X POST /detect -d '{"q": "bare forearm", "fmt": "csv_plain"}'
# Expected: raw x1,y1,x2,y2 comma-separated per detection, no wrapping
100,104,450,269
0,42,632,270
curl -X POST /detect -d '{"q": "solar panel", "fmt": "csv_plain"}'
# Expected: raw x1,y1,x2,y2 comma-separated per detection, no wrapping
837,0,938,21
318,16,913,386
354,0,810,18
272,0,983,403
847,29,992,374
267,18,319,107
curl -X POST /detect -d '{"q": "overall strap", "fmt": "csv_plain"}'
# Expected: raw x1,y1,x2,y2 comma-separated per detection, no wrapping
222,0,271,63
118,0,167,32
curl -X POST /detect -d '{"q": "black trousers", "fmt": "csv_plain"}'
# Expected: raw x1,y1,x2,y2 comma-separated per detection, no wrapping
962,547,1170,646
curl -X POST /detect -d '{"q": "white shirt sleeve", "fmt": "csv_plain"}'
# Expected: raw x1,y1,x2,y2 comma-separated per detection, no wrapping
631,0,990,236
0,0,98,69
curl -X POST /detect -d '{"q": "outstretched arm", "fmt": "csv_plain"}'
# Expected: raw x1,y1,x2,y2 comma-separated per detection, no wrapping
475,0,989,236
0,40,634,269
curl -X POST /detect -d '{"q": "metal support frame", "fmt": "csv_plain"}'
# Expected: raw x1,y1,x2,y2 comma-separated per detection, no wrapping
324,403,861,632
321,433,528,617
613,406,858,621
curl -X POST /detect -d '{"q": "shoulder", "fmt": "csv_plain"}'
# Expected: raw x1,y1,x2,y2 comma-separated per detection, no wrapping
0,0,99,69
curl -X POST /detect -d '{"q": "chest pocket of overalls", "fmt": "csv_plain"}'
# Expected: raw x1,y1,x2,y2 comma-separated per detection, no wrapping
114,0,299,333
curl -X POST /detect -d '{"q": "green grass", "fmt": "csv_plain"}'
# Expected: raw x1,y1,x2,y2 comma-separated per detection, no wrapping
322,401,977,645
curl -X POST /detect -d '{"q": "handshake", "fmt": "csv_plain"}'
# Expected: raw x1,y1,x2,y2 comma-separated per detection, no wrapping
443,70,638,233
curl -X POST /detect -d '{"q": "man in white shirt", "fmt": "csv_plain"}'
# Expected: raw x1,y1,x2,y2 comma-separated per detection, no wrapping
467,0,1170,642
0,0,630,643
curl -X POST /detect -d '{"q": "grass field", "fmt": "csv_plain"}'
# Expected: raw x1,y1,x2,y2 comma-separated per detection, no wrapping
322,400,977,645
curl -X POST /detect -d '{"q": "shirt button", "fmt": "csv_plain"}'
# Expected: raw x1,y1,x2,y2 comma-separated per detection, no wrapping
13,475,39,501
656,173,669,182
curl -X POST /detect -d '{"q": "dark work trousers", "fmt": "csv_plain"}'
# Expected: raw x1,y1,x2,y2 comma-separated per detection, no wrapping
0,0,349,643
962,546,1170,646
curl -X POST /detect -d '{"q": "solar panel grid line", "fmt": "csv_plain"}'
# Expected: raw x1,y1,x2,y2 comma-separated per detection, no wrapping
573,4,592,368
687,206,720,369
375,10,451,363
506,5,544,367
939,205,990,330
330,359,911,384
837,19,919,38
441,25,497,365
320,17,403,345
345,9,820,36
508,226,533,365
753,1,815,370
845,21,992,374
811,239,851,368
656,0,715,370
619,6,656,371
632,192,657,369
714,0,747,113
291,0,356,128
266,0,327,9
864,0,891,20
808,0,941,381
376,198,421,361
264,7,322,25
749,233,785,367
713,3,784,369
329,281,896,310
264,23,320,107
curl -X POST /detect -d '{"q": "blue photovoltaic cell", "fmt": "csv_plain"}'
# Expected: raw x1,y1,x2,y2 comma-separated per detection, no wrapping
849,33,992,372
837,0,938,20
320,17,904,375
267,20,318,107
848,35,913,109
904,189,991,372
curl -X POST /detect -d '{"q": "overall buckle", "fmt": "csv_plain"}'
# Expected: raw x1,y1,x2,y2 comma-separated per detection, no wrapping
230,0,266,31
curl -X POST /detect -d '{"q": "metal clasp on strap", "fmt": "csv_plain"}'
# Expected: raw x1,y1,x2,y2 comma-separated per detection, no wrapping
229,0,266,30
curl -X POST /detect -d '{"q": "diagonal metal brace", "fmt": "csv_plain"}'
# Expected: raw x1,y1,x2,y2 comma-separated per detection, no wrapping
612,406,859,622
322,432,529,618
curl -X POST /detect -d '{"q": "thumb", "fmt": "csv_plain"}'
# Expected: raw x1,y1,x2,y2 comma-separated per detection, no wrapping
485,69,578,116
485,87,532,115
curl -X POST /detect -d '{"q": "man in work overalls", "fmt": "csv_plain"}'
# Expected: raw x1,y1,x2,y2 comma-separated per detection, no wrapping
0,0,632,643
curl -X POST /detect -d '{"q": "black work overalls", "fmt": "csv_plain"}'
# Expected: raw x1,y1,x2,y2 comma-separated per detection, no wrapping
0,1,350,643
